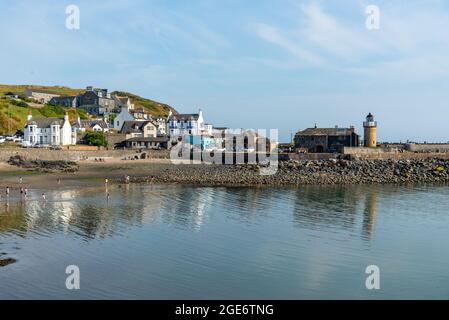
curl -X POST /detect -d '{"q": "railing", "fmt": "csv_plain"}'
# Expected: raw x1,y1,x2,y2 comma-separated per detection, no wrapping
363,121,377,127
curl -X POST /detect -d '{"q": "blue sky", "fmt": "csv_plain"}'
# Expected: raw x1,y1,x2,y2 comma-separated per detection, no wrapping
1,0,449,142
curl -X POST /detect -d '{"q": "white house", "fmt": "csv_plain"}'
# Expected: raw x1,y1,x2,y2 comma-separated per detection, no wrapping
24,112,75,146
114,106,145,131
167,109,213,142
73,117,109,133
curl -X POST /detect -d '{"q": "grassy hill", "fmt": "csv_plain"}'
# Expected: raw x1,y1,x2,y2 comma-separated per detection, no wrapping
112,91,176,118
0,98,88,135
0,84,84,97
0,84,177,135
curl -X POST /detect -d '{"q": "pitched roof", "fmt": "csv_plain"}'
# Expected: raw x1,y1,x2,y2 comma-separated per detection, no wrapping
25,89,60,95
296,127,356,136
126,136,169,143
120,120,156,134
26,117,65,128
168,113,199,121
50,96,77,102
74,120,109,129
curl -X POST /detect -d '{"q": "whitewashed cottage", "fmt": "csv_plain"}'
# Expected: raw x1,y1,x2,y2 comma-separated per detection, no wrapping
24,112,75,146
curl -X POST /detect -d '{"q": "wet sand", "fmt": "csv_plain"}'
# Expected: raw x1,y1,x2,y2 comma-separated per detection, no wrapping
0,159,171,188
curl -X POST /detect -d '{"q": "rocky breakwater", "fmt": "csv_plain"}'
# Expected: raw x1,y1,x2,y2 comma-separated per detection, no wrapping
7,155,79,173
128,158,449,186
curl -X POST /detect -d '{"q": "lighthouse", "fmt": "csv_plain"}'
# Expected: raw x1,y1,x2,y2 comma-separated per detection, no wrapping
363,113,377,148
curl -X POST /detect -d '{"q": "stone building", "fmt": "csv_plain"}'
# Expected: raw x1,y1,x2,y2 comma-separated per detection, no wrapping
25,89,60,104
78,86,117,116
49,96,79,108
294,125,360,153
120,120,158,140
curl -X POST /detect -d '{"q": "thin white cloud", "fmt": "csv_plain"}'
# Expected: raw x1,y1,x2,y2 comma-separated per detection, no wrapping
252,23,324,66
251,1,449,80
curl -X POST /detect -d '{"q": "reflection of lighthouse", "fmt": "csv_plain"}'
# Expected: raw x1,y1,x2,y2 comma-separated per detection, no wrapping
363,113,377,148
362,190,378,240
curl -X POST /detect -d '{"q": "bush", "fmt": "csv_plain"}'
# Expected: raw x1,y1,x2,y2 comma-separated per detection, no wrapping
10,99,29,108
84,131,107,147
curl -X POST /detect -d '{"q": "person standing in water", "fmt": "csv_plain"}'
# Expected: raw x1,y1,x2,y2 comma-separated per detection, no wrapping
42,193,46,201
107,192,110,202
6,186,10,197
24,188,28,198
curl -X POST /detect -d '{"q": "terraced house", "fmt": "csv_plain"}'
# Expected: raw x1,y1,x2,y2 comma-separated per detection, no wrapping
167,109,213,142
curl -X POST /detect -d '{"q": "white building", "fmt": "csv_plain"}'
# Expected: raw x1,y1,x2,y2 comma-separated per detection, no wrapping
167,109,213,142
73,117,109,133
114,106,146,131
24,112,75,146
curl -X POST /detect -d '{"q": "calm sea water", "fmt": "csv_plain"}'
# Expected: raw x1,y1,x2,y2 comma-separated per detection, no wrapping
0,183,449,299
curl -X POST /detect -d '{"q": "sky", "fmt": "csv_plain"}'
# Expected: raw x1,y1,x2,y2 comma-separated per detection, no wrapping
1,0,449,142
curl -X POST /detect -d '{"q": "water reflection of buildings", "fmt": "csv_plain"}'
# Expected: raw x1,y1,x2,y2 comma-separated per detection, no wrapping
292,186,380,241
0,186,167,239
160,187,215,231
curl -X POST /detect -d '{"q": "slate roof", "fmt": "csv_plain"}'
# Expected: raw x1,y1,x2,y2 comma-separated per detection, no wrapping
296,127,356,136
120,120,156,134
168,113,199,121
26,117,65,128
74,120,109,129
126,136,169,143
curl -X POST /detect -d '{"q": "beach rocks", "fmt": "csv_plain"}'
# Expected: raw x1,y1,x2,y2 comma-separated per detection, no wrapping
129,158,449,186
8,155,79,173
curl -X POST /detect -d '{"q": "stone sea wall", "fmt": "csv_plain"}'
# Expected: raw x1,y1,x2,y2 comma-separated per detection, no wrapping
0,148,169,161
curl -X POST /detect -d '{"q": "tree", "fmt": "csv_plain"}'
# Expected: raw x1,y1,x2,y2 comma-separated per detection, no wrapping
84,131,107,147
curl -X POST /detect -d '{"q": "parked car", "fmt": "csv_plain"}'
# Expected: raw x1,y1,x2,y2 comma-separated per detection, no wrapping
21,141,33,148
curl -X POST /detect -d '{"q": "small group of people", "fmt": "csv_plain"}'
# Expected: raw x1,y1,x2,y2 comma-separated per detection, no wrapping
1,176,47,202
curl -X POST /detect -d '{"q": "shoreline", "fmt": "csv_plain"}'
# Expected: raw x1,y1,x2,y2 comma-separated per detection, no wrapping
1,157,449,188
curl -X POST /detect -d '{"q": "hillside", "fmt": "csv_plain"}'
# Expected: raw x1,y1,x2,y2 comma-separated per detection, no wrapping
112,91,177,118
0,99,88,135
0,84,177,135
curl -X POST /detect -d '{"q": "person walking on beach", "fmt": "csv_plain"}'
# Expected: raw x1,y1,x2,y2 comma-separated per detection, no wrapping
24,188,28,198
107,192,110,202
105,178,109,185
20,187,24,196
125,175,130,184
6,187,10,197
41,193,46,201
19,177,23,184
